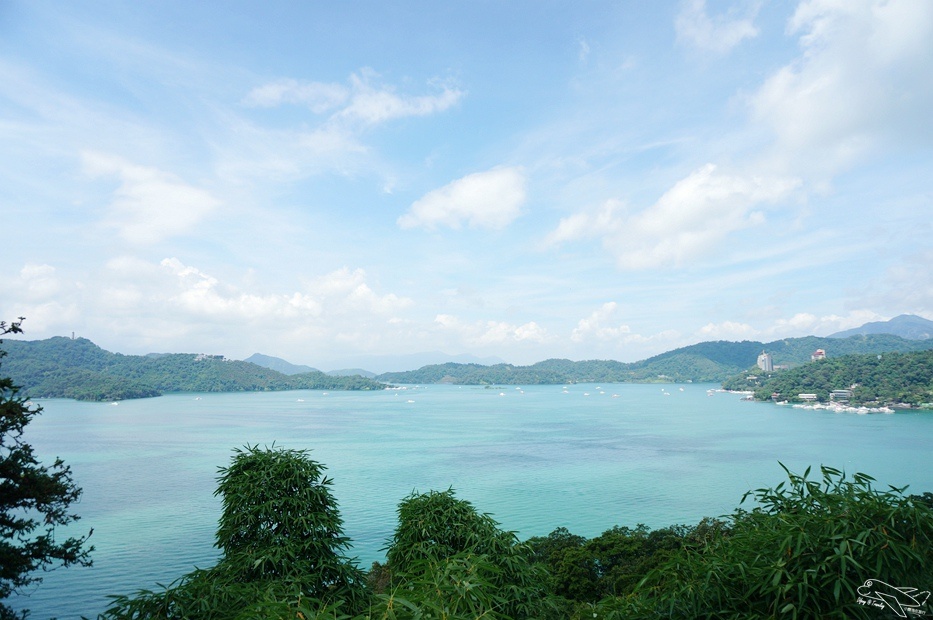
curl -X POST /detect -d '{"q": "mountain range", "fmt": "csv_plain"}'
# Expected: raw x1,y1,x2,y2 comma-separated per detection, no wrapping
829,314,933,340
374,333,933,386
1,337,386,401
3,315,931,400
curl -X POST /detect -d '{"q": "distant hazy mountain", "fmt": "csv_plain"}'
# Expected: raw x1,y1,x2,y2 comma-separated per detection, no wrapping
247,351,505,375
326,351,507,375
326,368,377,379
829,314,933,340
377,333,933,385
244,353,320,375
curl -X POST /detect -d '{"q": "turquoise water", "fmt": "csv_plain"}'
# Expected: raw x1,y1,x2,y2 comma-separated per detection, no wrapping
9,384,933,619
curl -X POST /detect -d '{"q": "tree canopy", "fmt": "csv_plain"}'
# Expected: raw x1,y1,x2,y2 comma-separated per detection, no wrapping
102,445,364,619
1,319,93,620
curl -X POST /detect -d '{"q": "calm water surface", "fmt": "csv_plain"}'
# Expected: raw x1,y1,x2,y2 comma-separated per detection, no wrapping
10,383,933,619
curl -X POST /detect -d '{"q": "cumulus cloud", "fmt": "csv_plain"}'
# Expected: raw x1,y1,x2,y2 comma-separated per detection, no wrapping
153,260,414,324
434,314,549,346
398,167,527,231
160,258,321,320
308,267,412,315
571,302,632,343
675,0,760,54
750,0,933,175
0,264,78,333
17,264,61,299
548,164,799,270
82,151,220,244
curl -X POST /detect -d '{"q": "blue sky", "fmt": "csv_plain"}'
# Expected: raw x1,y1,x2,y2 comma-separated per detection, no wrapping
1,0,931,371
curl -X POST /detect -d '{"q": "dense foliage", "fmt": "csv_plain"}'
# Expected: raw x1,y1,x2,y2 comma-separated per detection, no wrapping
524,520,725,607
102,446,365,619
724,350,933,406
1,320,93,620
377,335,933,386
99,448,933,620
630,465,933,619
379,489,549,619
2,337,386,401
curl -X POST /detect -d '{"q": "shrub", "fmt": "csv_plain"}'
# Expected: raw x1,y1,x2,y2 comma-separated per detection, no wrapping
635,464,933,619
380,489,550,619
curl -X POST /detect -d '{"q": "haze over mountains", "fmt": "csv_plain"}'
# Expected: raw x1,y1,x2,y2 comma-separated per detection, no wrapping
4,315,932,400
247,315,933,379
246,351,507,376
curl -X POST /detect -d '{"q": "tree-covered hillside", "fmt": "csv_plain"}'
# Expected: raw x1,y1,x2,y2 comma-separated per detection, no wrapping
3,337,386,401
724,349,933,407
377,334,933,386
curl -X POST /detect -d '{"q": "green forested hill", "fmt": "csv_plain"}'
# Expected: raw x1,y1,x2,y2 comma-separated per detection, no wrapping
5,333,931,400
2,337,386,401
724,349,933,406
377,334,933,385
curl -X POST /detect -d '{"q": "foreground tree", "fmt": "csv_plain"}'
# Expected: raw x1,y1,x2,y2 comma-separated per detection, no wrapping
378,489,551,619
0,319,93,619
103,445,365,619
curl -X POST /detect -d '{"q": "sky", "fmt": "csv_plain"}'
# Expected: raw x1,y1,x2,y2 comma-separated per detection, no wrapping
1,0,931,372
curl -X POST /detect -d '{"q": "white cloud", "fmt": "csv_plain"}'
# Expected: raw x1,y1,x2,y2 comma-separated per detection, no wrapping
244,69,464,125
0,264,77,333
338,71,463,125
697,310,888,342
160,258,312,320
153,260,414,323
571,302,632,343
548,164,799,270
750,0,933,175
308,267,413,315
398,167,527,231
243,78,349,112
17,264,61,299
225,70,463,184
434,314,549,346
675,0,760,54
697,320,758,340
82,151,220,244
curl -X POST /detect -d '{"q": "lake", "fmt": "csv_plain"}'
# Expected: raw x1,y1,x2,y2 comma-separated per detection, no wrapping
9,383,933,619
